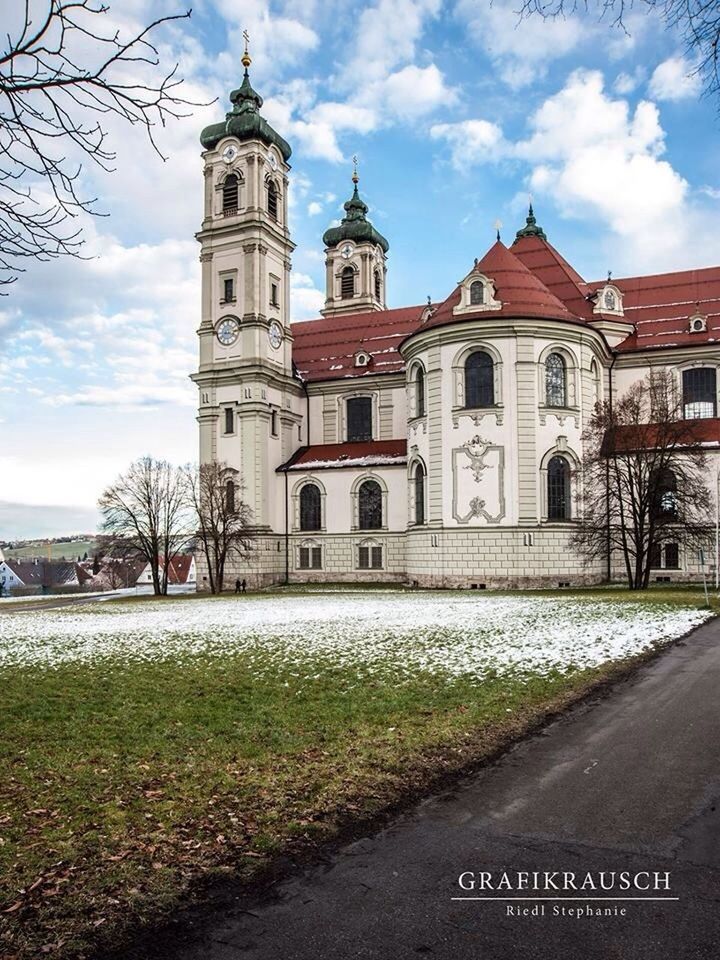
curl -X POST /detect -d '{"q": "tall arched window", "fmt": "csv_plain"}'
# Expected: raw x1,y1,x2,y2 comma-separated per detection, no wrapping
374,269,382,301
225,479,236,514
652,468,678,520
299,483,321,531
465,351,494,408
358,479,382,530
545,353,566,407
414,463,425,525
222,173,239,213
341,266,355,300
267,180,279,221
547,456,570,520
470,280,484,306
415,366,425,417
683,367,716,419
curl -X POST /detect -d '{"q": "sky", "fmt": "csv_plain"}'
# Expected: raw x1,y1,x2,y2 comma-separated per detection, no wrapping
2,0,719,539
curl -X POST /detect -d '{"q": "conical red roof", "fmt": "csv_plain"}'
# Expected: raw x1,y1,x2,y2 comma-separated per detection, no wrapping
419,240,579,335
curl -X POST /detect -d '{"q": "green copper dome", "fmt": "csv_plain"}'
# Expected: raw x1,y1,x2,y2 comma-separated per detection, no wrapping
513,203,547,242
323,180,389,253
200,68,291,161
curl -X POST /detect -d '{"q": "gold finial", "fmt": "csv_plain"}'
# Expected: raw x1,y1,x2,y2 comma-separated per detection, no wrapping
242,29,251,70
351,154,359,185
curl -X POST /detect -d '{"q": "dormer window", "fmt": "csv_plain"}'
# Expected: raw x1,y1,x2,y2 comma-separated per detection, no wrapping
354,350,371,368
453,272,501,317
470,280,484,305
593,283,624,317
689,313,707,334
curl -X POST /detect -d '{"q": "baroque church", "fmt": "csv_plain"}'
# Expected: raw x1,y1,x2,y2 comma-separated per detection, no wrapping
191,50,720,589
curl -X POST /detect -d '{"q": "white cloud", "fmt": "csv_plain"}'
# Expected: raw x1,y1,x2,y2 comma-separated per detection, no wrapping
307,201,323,215
430,119,505,170
379,63,457,120
613,67,646,95
291,272,324,320
457,0,586,88
648,56,701,102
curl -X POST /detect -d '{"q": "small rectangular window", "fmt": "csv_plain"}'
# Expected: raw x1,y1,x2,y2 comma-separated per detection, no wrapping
358,546,369,569
223,278,234,302
299,547,310,569
271,410,278,436
270,282,279,307
224,408,234,434
371,546,383,569
311,547,322,569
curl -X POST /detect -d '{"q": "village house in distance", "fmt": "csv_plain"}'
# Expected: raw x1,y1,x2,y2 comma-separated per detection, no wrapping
191,45,720,589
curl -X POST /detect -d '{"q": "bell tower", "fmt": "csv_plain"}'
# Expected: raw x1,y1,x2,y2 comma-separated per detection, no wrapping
191,34,303,541
321,163,389,317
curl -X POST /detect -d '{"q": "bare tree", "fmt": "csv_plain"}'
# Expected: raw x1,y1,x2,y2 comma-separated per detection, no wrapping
98,456,192,595
572,369,712,589
0,1,204,289
519,0,720,109
185,461,254,595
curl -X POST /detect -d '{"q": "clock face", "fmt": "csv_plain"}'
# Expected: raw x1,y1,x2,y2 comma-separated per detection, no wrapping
268,320,283,350
221,144,238,164
340,242,353,260
216,317,240,346
267,151,278,171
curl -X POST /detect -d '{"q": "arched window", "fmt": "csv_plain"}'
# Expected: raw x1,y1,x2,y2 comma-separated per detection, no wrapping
225,479,236,514
547,456,570,520
683,367,716,419
414,463,425,525
341,266,355,300
267,180,279,221
300,483,321,531
222,173,239,213
374,269,382,301
415,367,425,417
470,280,484,306
545,353,566,407
359,479,382,530
465,351,494,408
652,469,678,520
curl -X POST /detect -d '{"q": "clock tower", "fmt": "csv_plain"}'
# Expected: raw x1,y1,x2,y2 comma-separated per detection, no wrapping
191,39,303,550
321,165,389,317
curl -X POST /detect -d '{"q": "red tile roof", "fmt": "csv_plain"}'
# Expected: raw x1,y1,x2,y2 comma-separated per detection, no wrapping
420,241,577,335
291,305,428,383
592,267,720,353
290,235,720,380
167,554,195,584
604,417,720,452
512,234,594,319
281,440,407,471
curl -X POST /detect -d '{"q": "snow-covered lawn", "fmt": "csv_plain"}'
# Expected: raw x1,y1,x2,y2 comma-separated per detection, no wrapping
0,591,710,680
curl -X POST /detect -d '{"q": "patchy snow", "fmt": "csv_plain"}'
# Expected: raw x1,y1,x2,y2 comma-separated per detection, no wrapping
0,592,710,683
289,454,406,470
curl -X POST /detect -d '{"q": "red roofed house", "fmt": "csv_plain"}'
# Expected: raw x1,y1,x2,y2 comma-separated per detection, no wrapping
191,62,720,588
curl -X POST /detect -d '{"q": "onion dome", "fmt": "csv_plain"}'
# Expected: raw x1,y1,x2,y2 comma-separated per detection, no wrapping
514,202,547,242
322,168,389,253
200,45,291,160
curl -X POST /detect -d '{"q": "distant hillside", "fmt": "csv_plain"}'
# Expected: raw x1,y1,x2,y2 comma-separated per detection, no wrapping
2,537,98,561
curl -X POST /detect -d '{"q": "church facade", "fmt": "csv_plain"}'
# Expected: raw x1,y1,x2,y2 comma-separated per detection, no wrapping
191,57,720,589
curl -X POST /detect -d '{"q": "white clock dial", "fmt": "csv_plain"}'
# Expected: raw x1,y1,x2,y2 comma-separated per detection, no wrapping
216,317,240,346
340,243,353,260
268,320,283,350
267,151,278,170
222,144,238,164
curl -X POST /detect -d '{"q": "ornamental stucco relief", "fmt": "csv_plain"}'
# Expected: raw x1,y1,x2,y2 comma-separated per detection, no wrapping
452,434,506,524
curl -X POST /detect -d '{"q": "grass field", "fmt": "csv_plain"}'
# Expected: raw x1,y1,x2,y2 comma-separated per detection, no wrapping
3,538,97,561
0,587,713,958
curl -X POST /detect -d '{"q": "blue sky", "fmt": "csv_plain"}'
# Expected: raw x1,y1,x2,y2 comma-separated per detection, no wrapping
2,0,719,538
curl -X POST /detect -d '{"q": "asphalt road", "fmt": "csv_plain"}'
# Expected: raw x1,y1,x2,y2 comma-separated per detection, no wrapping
114,617,720,960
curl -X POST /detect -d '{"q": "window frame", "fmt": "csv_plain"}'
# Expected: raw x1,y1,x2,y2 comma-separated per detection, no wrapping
464,350,495,409
545,352,567,408
346,396,373,443
547,455,571,521
682,366,717,420
299,483,322,532
224,407,234,435
358,478,383,530
267,179,279,221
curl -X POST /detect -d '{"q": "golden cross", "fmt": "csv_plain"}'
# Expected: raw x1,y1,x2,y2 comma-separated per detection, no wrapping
243,29,250,52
